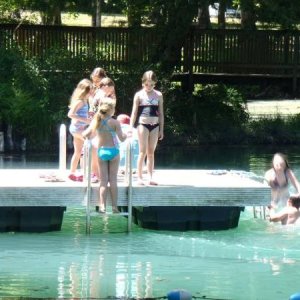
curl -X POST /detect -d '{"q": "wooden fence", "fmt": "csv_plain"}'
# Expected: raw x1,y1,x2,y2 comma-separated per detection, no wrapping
1,24,300,93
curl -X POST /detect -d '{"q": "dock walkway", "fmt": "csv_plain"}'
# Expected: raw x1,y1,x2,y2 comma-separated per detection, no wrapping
0,169,270,208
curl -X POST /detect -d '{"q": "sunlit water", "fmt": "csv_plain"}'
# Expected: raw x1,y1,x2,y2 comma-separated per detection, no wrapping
1,146,300,299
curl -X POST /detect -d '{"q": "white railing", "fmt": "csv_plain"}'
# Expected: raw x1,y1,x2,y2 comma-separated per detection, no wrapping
125,140,133,232
59,124,66,172
83,139,93,234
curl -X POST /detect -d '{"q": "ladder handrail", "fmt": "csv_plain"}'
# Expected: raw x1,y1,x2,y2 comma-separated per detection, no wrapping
83,139,92,234
82,137,133,234
125,139,133,232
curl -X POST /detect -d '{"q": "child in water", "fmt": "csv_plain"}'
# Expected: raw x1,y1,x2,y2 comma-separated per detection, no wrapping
269,195,300,225
83,99,127,213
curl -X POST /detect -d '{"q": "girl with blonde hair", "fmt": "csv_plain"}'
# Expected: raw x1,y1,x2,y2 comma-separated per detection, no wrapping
89,77,117,183
68,78,93,181
83,99,127,213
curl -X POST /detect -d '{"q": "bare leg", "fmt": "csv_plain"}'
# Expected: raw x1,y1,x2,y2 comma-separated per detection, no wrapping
98,159,109,212
108,155,120,212
146,127,159,183
70,134,84,174
137,125,149,184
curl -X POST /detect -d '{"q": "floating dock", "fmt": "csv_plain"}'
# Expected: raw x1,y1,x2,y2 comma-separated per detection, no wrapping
0,169,270,232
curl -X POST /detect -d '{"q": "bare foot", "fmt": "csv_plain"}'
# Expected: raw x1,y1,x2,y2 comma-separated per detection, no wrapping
137,179,145,185
99,206,106,213
112,207,120,214
148,180,158,186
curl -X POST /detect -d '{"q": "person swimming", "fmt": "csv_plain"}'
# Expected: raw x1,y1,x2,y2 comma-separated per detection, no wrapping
265,153,300,210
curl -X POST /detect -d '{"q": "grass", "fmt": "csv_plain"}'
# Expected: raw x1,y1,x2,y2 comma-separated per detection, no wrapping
21,10,128,27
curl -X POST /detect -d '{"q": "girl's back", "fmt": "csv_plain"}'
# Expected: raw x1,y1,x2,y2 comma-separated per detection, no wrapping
98,117,118,148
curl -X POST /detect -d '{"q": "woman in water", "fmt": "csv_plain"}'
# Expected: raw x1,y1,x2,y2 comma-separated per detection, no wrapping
265,152,300,210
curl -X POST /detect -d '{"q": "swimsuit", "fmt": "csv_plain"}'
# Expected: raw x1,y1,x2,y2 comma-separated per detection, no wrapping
138,90,160,131
69,102,89,134
97,117,119,161
139,90,160,118
139,123,159,132
270,169,289,189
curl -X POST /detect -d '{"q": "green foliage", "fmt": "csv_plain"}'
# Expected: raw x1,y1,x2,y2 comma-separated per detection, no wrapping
247,115,300,144
0,45,53,149
165,84,249,145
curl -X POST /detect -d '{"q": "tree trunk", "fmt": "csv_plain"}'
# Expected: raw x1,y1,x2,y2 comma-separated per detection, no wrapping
40,6,61,25
92,0,101,27
240,0,256,29
127,0,141,27
218,0,226,29
197,4,211,29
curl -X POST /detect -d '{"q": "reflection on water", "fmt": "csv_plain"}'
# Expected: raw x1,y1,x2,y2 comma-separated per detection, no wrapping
1,145,300,299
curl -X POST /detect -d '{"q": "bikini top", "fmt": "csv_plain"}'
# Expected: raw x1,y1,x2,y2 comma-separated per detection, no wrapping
139,90,160,118
270,169,289,189
97,117,119,148
73,101,88,125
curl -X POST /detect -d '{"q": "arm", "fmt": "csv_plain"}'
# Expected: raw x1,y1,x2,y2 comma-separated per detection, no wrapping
115,121,127,142
269,207,288,223
287,169,300,195
82,118,97,139
129,93,140,129
67,100,90,124
158,93,164,140
264,169,275,187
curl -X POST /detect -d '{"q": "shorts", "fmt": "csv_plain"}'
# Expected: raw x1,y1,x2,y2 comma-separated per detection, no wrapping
98,147,119,161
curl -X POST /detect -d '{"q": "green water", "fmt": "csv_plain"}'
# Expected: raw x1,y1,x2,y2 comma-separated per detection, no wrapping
1,146,300,299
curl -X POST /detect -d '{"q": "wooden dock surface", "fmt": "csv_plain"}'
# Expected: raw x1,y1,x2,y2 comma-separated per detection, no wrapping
0,169,270,207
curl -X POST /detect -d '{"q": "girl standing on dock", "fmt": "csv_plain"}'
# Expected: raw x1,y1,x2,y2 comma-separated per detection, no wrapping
83,99,127,213
265,152,300,210
68,79,93,182
89,67,107,115
129,70,164,185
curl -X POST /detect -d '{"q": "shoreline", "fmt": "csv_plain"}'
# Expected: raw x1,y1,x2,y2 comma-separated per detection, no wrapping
247,99,300,117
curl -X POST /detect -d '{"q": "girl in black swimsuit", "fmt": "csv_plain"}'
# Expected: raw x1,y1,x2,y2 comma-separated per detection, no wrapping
129,71,164,185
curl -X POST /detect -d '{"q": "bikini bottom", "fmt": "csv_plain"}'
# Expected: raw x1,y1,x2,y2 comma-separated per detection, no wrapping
98,147,119,161
69,123,87,135
139,123,159,132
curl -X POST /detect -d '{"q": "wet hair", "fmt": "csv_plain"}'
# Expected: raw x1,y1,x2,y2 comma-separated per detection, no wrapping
99,77,115,88
69,79,92,107
289,195,300,209
142,70,157,84
272,152,290,169
90,67,107,80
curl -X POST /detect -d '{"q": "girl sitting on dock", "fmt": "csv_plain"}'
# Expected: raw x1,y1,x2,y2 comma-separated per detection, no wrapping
83,99,127,213
68,79,93,182
265,153,300,210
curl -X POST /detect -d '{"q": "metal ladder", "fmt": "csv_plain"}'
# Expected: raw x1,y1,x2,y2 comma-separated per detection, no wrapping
83,139,133,234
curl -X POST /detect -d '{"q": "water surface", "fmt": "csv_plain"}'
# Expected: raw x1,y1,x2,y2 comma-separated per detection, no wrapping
1,146,300,299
